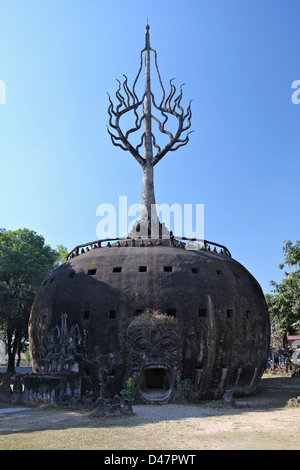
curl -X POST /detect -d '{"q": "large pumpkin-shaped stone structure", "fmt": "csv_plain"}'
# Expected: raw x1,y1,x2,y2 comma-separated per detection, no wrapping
29,237,269,401
28,25,270,404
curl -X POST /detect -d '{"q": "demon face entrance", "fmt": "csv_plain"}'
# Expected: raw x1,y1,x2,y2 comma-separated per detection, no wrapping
126,312,183,403
137,365,175,402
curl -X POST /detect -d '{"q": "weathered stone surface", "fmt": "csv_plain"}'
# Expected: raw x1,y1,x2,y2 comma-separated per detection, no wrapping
23,373,81,405
29,240,270,402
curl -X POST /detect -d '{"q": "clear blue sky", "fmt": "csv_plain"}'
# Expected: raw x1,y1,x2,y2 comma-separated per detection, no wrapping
0,0,300,294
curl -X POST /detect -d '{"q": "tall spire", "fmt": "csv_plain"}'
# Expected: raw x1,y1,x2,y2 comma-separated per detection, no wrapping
140,24,157,234
107,25,193,238
143,24,152,162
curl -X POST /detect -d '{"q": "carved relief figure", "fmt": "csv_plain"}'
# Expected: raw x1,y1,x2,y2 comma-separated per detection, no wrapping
41,313,82,373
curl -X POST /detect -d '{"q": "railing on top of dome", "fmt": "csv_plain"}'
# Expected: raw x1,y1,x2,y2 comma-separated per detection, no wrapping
66,236,231,260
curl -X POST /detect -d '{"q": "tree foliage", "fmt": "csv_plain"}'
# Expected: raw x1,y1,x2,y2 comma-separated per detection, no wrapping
0,228,66,372
55,244,68,264
266,240,300,343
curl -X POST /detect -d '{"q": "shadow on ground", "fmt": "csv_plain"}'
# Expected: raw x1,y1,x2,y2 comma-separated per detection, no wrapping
0,375,299,438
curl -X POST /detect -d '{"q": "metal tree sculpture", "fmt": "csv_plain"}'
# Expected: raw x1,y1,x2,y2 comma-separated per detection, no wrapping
107,25,193,237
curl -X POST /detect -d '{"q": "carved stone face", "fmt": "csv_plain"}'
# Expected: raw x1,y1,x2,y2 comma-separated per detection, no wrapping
126,315,183,402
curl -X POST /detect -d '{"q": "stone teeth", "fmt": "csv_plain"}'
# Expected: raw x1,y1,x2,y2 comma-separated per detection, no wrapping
144,364,168,370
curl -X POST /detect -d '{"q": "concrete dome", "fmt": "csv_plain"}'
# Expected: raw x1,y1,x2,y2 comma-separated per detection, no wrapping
29,238,270,401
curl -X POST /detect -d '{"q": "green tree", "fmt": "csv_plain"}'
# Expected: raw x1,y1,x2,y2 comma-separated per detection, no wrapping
278,240,300,271
266,240,300,344
0,228,65,373
55,244,68,264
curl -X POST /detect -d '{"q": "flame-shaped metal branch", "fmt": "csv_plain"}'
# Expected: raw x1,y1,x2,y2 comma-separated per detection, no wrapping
150,83,193,166
107,79,145,166
107,25,193,168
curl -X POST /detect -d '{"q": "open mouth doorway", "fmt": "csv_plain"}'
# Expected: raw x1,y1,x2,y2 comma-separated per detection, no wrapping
137,365,175,402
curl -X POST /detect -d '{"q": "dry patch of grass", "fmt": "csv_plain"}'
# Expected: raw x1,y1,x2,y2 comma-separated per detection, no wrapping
0,376,300,450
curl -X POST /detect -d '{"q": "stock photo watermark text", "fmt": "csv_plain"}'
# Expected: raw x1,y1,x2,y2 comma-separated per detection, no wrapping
291,80,300,104
96,196,204,240
0,80,6,104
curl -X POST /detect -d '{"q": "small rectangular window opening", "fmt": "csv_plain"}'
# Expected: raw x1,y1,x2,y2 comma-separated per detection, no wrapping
164,266,172,272
167,308,176,317
68,271,75,278
108,309,116,319
191,267,199,273
246,310,251,319
50,277,55,283
113,266,122,273
88,269,97,275
83,310,89,320
216,270,222,275
226,309,233,318
139,266,147,272
198,308,207,317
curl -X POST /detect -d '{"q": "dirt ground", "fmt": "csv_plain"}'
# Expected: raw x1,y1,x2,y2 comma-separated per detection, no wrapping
0,374,300,450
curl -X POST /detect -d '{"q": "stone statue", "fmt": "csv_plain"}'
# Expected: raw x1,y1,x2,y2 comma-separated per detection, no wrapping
222,390,236,408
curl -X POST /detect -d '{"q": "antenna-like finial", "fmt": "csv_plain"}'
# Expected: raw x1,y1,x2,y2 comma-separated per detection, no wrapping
145,21,150,49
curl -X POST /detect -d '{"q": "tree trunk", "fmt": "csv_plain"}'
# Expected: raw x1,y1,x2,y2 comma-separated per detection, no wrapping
16,343,21,367
6,328,16,374
7,352,15,374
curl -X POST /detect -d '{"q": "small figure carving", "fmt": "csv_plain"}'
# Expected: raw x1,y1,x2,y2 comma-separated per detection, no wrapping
222,389,236,408
122,398,134,415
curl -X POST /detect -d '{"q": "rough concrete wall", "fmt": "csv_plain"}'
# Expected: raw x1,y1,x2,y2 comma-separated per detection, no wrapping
23,374,81,405
29,242,270,400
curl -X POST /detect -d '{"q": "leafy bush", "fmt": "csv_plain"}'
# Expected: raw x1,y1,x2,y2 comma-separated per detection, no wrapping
286,397,300,407
171,378,193,402
120,377,136,405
